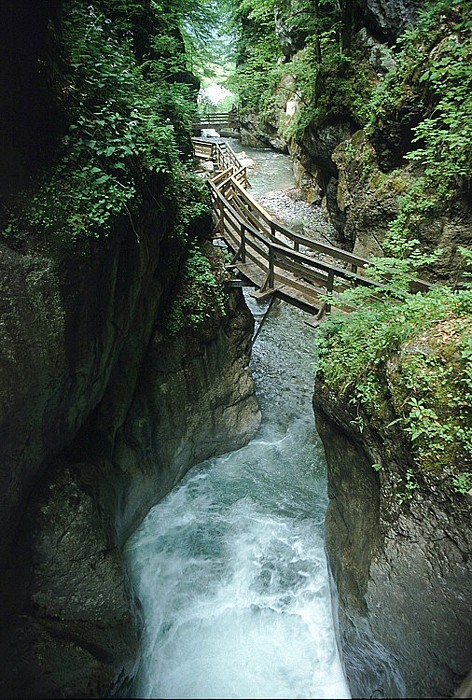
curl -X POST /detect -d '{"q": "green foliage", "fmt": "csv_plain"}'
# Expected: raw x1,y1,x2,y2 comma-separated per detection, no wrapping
1,0,202,242
231,0,282,113
317,286,472,482
165,243,230,336
173,171,212,241
231,0,377,136
452,472,472,495
396,468,420,504
365,0,472,240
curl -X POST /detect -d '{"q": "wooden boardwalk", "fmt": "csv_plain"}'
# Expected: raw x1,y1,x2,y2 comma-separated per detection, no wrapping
193,138,429,319
192,110,240,136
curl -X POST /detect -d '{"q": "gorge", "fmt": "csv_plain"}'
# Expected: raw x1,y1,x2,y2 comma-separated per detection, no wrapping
0,0,471,698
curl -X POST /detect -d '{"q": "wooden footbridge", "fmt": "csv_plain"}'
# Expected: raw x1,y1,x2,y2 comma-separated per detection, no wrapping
192,109,240,136
193,138,429,320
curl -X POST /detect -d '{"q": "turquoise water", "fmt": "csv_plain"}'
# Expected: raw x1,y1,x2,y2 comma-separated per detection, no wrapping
124,144,350,699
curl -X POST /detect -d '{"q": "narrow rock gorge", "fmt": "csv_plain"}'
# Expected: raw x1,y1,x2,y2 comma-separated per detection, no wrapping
0,264,260,696
1,0,471,697
236,0,472,695
0,1,260,695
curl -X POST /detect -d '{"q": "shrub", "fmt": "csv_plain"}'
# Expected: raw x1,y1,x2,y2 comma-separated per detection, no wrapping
317,285,472,481
1,0,200,243
165,243,230,336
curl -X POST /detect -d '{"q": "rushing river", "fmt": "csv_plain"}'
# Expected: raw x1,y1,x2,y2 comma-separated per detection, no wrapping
124,142,350,699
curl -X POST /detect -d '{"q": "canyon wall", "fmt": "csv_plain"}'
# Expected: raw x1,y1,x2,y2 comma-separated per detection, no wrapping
0,2,261,695
314,373,472,697
0,216,260,697
240,0,471,281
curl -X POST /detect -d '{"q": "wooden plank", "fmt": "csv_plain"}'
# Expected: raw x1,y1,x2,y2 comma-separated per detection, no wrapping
228,194,272,238
226,175,375,271
270,241,382,289
252,287,280,300
201,141,429,316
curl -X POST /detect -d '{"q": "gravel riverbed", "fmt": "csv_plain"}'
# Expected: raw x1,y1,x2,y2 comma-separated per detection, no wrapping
257,187,338,246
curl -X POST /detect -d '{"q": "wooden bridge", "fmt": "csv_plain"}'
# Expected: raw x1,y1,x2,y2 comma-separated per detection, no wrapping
192,109,240,136
193,138,429,320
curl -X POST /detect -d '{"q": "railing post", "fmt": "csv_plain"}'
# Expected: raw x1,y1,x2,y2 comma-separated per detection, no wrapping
326,269,334,313
268,246,275,289
219,197,225,235
240,223,246,263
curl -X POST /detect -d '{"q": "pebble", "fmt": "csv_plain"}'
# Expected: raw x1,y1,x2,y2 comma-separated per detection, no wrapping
257,188,338,247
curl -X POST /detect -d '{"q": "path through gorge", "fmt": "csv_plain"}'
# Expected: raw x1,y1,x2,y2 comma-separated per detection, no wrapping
124,142,350,699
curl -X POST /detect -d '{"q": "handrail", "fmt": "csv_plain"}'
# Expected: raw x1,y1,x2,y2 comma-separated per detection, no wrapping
222,176,372,274
192,110,240,130
194,138,430,313
207,177,381,310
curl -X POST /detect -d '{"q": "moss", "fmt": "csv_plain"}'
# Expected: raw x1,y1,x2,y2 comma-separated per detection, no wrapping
370,170,409,196
317,287,472,489
164,242,231,338
388,316,472,473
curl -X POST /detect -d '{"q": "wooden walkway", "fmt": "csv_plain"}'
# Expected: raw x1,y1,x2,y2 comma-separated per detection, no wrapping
192,110,240,136
193,138,429,319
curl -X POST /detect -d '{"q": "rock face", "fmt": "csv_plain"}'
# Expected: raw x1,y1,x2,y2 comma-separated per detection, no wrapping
274,5,307,59
332,130,407,254
314,375,472,698
332,130,472,277
0,210,261,696
240,1,472,269
240,109,289,153
355,0,425,43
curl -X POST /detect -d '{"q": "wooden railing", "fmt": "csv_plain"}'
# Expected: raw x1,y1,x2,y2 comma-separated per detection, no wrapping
193,138,430,316
209,176,384,312
192,110,240,132
193,138,249,189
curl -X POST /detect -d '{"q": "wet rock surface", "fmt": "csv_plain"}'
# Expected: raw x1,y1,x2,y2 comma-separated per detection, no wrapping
314,374,472,698
0,288,260,698
0,209,260,697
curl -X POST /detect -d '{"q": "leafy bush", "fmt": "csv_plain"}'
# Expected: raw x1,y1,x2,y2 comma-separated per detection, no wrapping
317,285,472,482
165,243,230,336
1,0,201,242
365,0,472,249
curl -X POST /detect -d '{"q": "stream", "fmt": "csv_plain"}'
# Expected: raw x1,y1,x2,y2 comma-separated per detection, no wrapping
124,141,350,699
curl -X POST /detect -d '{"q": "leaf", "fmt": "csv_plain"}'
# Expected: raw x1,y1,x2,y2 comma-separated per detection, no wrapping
95,174,111,184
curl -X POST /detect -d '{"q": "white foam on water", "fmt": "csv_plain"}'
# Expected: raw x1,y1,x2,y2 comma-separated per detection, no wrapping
125,191,351,699
126,460,350,699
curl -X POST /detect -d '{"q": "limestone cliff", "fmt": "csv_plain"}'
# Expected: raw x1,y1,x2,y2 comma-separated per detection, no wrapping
236,1,472,696
0,230,258,694
314,372,472,698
